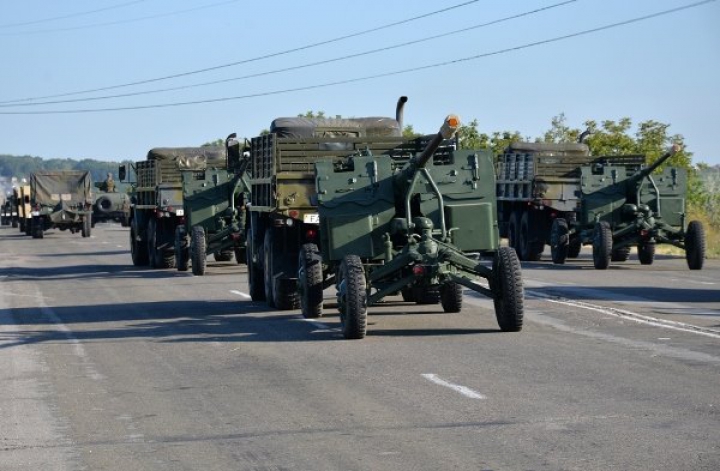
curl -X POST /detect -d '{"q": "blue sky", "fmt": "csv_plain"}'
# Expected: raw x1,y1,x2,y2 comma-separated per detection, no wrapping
0,0,718,165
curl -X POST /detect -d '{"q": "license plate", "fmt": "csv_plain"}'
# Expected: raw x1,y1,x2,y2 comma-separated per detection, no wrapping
303,213,319,224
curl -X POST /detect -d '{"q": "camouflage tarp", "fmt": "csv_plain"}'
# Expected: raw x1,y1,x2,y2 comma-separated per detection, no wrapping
270,117,401,138
147,147,226,169
30,170,93,206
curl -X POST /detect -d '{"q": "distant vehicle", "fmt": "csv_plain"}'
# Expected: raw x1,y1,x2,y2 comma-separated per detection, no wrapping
92,181,131,226
29,170,93,239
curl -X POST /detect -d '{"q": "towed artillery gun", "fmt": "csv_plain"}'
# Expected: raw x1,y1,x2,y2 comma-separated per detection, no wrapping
550,144,706,269
300,115,524,339
174,134,251,275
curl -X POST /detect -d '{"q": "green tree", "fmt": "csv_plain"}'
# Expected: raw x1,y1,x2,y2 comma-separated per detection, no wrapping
402,124,421,139
298,111,327,119
201,138,224,147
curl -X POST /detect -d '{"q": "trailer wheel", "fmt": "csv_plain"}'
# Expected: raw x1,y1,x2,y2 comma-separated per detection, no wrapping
214,251,233,262
568,236,582,258
338,255,367,339
611,246,631,262
191,226,207,276
492,247,524,332
81,215,92,238
175,226,189,271
299,243,323,318
550,218,569,264
592,222,612,269
130,219,149,266
247,227,265,301
685,220,705,270
637,242,655,265
440,282,463,313
520,211,543,261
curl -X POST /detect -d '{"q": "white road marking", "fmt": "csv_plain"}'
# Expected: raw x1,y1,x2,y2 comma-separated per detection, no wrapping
229,290,251,299
421,373,486,399
297,317,332,330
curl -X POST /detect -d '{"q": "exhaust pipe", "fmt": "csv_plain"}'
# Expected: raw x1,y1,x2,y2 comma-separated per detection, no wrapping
395,96,408,130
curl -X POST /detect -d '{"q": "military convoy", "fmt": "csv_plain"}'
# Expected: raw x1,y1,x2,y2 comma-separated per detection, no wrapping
28,170,94,239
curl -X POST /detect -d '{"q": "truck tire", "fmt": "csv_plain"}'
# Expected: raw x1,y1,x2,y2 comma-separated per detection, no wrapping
611,246,631,262
338,255,367,339
592,222,612,269
568,236,582,258
175,226,189,272
440,282,463,313
299,243,323,318
263,229,277,307
234,247,246,265
637,242,655,265
492,247,523,332
95,196,112,214
519,211,543,261
414,286,440,304
11,217,18,228
32,217,44,239
191,226,207,276
130,219,149,266
263,228,299,310
685,220,705,270
550,218,569,264
247,227,265,301
508,211,520,256
81,215,91,238
148,219,175,269
213,251,233,262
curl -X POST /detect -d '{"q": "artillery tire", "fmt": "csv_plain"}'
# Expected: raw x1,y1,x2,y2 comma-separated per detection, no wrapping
440,282,463,313
214,251,233,262
592,222,612,270
568,236,582,258
247,227,265,301
414,286,440,305
611,246,631,262
638,242,655,266
191,226,207,276
299,243,323,318
175,226,189,272
508,211,520,256
492,247,524,332
130,219,149,266
685,220,705,270
338,255,367,339
520,211,543,261
82,215,92,238
401,288,415,302
550,218,569,264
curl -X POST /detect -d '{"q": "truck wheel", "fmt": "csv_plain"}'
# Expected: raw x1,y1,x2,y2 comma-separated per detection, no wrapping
508,211,520,256
191,226,207,276
338,255,367,339
550,218,569,264
82,215,92,238
175,226,189,272
299,243,323,318
263,229,276,307
11,218,18,228
638,242,655,265
213,251,233,262
440,282,463,313
592,222,612,269
611,246,631,262
147,219,159,268
519,211,543,261
247,227,265,301
568,236,582,258
130,219,149,266
414,286,440,304
492,247,524,332
263,228,299,310
685,220,705,270
32,217,44,239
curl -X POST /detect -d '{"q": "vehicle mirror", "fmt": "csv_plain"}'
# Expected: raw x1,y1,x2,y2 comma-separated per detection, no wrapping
119,165,127,181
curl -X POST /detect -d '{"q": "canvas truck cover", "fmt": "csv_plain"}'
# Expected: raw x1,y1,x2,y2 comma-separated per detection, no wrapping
146,147,226,169
30,170,93,205
270,117,401,138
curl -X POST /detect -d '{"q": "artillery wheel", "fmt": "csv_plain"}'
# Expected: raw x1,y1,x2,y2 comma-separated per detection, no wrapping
401,288,415,302
519,211,543,261
440,282,463,313
299,243,323,318
191,226,207,276
130,219,149,266
550,218,569,264
592,222,612,270
338,255,367,339
611,246,631,262
637,242,655,265
492,247,524,332
214,251,234,262
81,215,92,238
247,227,265,301
175,226,189,272
685,220,705,270
508,211,520,256
414,286,440,305
568,236,582,258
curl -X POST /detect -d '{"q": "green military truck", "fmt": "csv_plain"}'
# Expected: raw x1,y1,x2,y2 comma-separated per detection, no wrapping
29,170,93,239
122,147,225,269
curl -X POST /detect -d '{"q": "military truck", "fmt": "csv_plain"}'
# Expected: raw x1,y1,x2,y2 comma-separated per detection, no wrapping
122,147,225,268
246,98,417,309
92,181,131,226
16,184,33,235
496,142,646,261
29,170,93,239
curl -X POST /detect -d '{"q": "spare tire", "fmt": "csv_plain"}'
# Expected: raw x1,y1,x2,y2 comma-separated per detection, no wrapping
95,196,112,213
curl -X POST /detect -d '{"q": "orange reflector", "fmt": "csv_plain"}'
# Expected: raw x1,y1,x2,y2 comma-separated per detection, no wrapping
447,116,459,127
289,210,300,219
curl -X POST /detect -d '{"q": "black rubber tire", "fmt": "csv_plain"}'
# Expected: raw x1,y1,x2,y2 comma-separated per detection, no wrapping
234,247,246,265
191,226,207,276
213,251,234,262
685,220,705,270
95,196,112,214
81,215,91,238
508,211,520,256
299,243,323,318
175,226,189,272
414,286,440,305
147,218,159,268
550,218,569,264
263,229,276,307
24,220,31,236
440,282,463,313
263,228,299,310
11,218,18,228
400,287,415,302
611,246,631,262
568,236,582,258
247,227,265,301
637,242,655,266
32,217,44,239
130,219,149,266
592,221,612,270
492,247,524,332
338,255,367,339
519,211,543,261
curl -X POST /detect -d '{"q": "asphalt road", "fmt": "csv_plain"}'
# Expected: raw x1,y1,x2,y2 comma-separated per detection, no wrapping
1,223,718,470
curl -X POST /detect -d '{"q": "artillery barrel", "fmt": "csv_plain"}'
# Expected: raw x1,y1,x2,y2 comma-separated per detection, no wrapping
412,115,460,169
631,144,680,181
